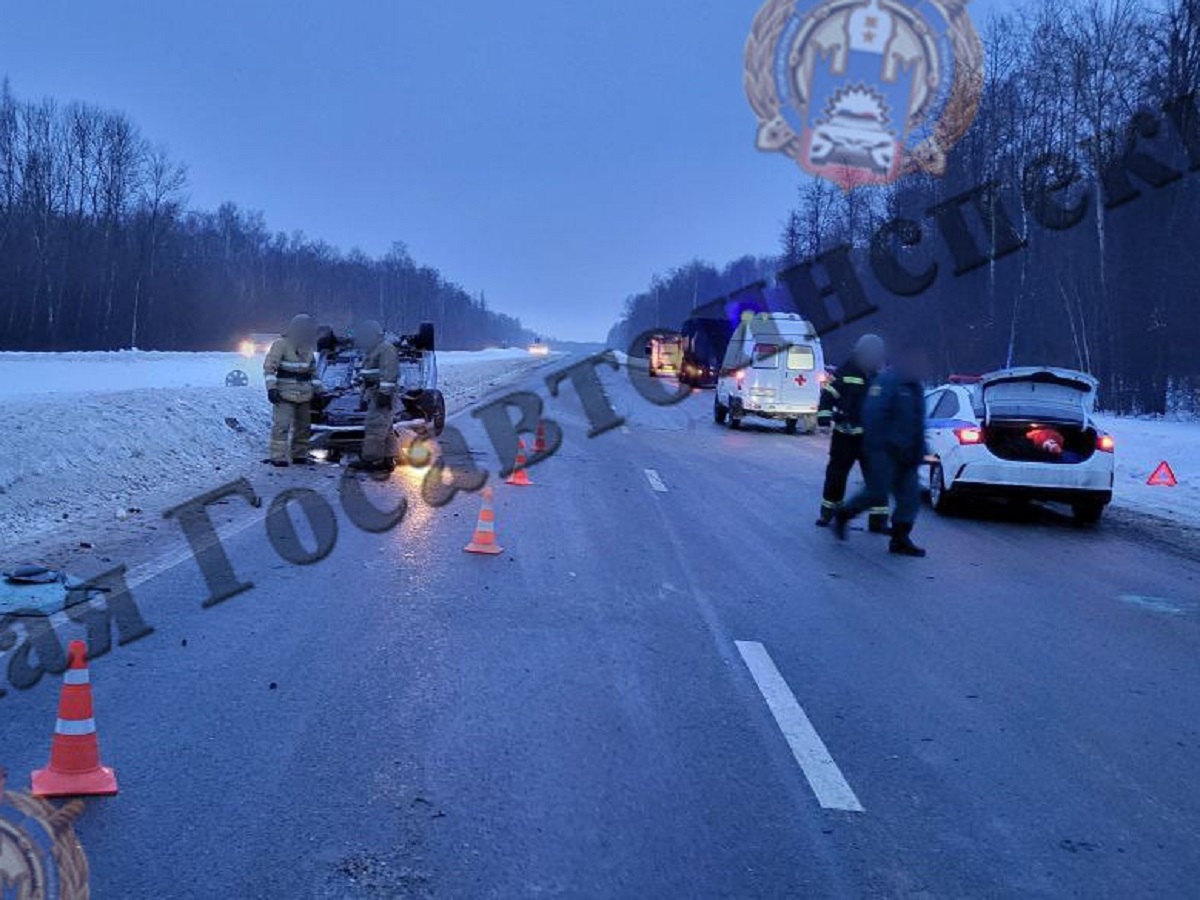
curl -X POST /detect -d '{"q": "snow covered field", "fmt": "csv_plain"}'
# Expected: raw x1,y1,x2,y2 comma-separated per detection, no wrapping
0,349,551,549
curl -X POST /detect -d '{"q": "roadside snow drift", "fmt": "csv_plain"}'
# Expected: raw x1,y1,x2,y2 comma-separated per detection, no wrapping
1097,415,1200,528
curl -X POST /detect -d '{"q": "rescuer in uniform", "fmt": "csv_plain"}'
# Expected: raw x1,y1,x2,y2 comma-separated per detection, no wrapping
350,320,400,473
834,342,930,557
264,314,322,467
816,334,889,532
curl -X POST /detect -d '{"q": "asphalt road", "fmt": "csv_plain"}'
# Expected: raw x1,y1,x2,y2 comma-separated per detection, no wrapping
2,356,1199,899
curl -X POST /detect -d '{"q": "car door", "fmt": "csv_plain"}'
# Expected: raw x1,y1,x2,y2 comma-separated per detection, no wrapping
930,389,967,465
920,390,945,489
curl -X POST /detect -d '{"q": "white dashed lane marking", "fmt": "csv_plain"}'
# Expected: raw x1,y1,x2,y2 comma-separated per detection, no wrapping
735,640,864,813
643,469,668,493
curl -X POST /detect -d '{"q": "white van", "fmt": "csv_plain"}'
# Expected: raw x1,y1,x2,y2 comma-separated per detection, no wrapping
714,313,825,434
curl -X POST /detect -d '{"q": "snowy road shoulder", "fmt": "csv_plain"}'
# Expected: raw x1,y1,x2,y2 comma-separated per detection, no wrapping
1097,415,1199,530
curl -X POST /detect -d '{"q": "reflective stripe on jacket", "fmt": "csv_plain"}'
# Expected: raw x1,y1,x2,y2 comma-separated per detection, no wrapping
817,359,873,434
361,341,400,395
264,338,320,402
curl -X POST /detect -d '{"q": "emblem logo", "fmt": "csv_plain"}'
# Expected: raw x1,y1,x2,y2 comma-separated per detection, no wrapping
0,770,89,899
745,0,984,189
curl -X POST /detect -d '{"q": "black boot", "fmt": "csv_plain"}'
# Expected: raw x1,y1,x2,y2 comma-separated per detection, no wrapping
816,507,834,528
868,515,891,535
889,523,927,557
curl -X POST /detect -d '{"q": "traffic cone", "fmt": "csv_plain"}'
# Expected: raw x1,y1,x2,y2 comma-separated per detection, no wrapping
464,486,504,555
506,439,534,487
534,422,548,454
32,640,118,797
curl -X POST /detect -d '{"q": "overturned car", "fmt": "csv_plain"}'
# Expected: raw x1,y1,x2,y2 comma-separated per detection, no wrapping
310,323,446,462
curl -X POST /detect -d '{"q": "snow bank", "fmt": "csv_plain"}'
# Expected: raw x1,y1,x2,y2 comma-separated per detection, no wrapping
0,349,551,549
1097,415,1200,528
0,347,547,398
0,350,267,397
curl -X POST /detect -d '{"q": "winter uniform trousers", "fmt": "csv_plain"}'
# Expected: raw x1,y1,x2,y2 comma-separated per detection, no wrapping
822,431,890,529
845,451,922,527
360,340,401,464
271,401,313,463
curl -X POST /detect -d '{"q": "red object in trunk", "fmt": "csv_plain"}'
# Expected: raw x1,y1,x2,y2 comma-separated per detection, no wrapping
1027,427,1065,456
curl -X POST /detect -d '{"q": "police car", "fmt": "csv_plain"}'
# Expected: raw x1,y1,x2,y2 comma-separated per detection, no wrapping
920,368,1115,524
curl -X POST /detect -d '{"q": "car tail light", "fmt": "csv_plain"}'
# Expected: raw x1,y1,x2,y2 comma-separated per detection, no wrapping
1096,434,1115,453
955,427,983,445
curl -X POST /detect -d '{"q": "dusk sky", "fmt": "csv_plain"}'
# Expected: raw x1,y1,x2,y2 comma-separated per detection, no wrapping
0,0,1004,342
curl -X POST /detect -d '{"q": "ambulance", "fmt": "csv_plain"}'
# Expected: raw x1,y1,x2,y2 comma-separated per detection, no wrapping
714,313,825,434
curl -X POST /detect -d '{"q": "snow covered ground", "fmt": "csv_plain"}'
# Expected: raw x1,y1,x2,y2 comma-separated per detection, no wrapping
0,349,553,550
1097,414,1200,528
0,347,539,397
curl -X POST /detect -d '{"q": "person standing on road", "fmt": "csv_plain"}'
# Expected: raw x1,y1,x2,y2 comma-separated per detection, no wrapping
264,314,322,467
834,342,930,557
350,320,400,473
816,334,889,532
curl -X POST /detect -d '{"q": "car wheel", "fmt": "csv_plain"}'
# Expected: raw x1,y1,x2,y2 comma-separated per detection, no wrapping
415,322,436,352
1072,500,1105,526
784,418,798,435
928,462,955,515
430,390,446,436
714,394,728,425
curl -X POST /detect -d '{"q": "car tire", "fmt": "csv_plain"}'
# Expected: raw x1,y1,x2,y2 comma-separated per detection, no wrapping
784,418,798,435
430,389,446,436
1072,500,1105,526
415,322,436,352
928,462,955,515
714,394,728,425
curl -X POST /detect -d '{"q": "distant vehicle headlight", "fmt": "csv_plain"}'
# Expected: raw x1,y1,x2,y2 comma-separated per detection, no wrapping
239,340,257,358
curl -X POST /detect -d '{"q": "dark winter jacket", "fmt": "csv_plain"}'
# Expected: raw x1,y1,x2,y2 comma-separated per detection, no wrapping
863,371,927,466
817,359,873,434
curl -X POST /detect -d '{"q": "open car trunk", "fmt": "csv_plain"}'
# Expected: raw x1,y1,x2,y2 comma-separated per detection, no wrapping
978,368,1101,463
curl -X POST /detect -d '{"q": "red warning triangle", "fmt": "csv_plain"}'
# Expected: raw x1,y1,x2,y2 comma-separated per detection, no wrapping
1147,461,1178,487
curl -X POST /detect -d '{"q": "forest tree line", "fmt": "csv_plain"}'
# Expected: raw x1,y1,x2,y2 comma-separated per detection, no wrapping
0,80,534,352
608,0,1200,415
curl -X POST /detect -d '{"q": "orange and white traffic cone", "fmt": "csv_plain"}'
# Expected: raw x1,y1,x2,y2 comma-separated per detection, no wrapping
464,486,504,555
506,439,534,487
32,640,118,797
534,422,548,454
